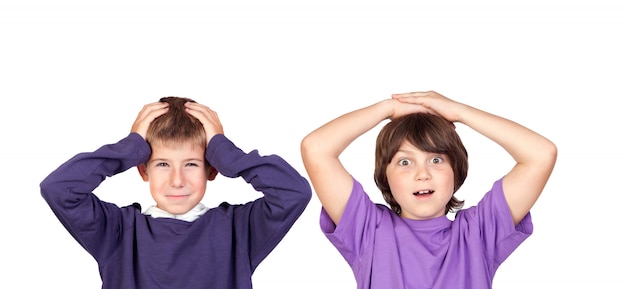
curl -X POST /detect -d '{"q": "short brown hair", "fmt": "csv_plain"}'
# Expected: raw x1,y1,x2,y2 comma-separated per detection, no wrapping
374,113,468,215
145,96,206,149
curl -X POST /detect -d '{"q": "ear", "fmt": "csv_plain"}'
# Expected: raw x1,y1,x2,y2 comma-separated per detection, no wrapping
137,164,149,182
207,165,219,181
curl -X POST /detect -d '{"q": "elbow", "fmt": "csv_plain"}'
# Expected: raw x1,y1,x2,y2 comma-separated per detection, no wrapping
40,180,64,209
40,178,56,203
300,133,327,164
300,133,315,156
538,140,558,176
294,170,313,205
300,135,314,165
547,140,558,167
297,180,313,209
277,176,312,219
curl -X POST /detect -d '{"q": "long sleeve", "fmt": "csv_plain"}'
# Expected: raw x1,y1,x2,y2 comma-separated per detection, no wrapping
206,134,312,271
40,133,150,260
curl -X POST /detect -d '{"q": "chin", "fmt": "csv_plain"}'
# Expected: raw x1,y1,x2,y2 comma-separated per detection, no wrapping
172,208,192,215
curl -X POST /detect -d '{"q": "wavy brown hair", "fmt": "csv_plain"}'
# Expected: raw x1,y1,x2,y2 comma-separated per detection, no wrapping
145,96,206,149
374,113,468,216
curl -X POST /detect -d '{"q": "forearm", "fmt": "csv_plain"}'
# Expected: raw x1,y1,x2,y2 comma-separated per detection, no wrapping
302,100,393,158
457,103,557,224
39,133,150,257
207,134,312,211
456,103,556,167
40,133,150,207
301,99,395,224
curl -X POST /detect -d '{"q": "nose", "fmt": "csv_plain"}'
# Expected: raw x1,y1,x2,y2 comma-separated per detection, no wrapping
170,167,185,187
413,165,431,181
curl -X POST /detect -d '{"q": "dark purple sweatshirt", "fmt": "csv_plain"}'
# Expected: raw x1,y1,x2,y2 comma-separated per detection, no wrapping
40,133,312,289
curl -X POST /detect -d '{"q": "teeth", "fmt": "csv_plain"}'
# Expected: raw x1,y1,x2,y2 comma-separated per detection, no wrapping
414,190,432,195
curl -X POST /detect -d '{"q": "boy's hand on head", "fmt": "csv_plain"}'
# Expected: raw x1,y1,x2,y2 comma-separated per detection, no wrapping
391,90,461,123
386,98,432,121
131,101,169,139
184,102,224,147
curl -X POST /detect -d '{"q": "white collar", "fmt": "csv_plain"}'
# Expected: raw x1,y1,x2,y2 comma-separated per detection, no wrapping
143,203,209,222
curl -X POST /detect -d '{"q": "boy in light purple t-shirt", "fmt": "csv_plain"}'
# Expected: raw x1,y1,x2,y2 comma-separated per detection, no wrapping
301,91,557,289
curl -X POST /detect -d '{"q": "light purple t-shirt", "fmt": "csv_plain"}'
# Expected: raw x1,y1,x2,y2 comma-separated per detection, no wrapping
320,177,532,289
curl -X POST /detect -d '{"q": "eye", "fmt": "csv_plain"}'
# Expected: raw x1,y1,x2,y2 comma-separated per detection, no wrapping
431,156,444,164
185,162,200,167
156,162,169,167
398,158,412,166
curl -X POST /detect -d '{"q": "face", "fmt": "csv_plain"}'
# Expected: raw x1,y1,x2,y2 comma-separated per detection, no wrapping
386,140,455,220
138,142,215,215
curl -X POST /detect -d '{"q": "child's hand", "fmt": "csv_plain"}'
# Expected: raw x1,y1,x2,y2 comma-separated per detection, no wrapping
184,101,224,147
387,98,433,120
131,101,169,139
391,91,461,123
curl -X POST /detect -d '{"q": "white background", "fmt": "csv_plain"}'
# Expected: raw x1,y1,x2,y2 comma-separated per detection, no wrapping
1,0,625,288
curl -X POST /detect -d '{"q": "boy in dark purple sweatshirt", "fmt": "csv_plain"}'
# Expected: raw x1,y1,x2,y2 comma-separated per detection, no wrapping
40,96,312,289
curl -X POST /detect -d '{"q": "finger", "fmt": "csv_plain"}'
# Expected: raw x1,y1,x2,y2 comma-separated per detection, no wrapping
394,96,423,104
391,91,429,99
131,102,169,137
185,102,215,122
136,102,168,121
184,102,224,140
184,102,215,118
140,103,169,122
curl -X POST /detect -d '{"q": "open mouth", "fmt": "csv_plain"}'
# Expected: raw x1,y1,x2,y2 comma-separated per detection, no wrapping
413,190,434,196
